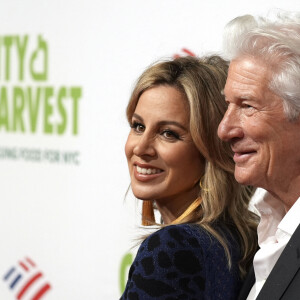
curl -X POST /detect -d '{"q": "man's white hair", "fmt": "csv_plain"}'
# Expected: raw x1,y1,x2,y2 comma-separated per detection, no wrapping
223,10,300,121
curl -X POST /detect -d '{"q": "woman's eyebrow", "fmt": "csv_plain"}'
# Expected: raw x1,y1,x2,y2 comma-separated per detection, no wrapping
157,120,187,131
132,113,143,121
133,113,187,131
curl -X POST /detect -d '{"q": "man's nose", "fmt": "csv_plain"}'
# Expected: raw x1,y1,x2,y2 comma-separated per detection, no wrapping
218,106,244,142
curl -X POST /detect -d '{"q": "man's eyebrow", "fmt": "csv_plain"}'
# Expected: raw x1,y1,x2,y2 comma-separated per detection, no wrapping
238,95,253,101
221,89,254,102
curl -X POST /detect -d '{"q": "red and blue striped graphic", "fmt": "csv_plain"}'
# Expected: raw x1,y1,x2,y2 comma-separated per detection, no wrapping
3,257,51,300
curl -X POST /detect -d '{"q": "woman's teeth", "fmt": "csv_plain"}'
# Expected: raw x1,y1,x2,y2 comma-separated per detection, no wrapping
136,166,161,175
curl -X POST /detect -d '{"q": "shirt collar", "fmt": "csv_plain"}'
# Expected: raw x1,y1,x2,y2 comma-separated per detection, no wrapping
252,188,300,244
279,196,300,235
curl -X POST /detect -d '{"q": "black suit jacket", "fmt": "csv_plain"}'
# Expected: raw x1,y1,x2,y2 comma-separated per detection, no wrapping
238,223,300,300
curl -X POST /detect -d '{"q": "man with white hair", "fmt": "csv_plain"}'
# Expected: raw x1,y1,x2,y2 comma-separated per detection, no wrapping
218,11,300,300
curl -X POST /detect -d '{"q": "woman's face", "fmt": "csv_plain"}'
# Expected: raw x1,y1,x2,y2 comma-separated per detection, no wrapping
125,85,205,210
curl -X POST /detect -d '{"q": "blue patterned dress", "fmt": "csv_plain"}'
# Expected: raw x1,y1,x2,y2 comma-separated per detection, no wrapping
120,224,242,300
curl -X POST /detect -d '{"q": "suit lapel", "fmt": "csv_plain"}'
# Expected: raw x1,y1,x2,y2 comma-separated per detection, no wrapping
257,223,300,300
238,266,255,300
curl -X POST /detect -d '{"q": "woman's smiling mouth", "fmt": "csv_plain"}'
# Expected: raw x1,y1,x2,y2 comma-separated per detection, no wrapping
133,163,164,182
136,165,162,175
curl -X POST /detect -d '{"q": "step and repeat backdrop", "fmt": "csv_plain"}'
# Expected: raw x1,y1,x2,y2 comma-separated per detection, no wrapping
0,0,298,299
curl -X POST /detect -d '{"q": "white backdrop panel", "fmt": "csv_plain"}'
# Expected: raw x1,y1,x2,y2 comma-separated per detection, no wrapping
0,1,299,299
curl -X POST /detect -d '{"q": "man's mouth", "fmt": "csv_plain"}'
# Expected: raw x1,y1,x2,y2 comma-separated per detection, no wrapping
233,151,256,163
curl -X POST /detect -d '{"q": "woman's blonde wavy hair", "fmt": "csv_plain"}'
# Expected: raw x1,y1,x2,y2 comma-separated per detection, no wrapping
126,55,258,277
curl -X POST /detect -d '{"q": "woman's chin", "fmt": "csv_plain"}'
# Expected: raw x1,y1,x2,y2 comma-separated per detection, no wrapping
131,188,157,201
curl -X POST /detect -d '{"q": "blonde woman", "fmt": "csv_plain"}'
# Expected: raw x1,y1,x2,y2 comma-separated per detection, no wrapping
121,56,258,299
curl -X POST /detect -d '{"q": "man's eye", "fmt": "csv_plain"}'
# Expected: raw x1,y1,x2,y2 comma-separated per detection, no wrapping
241,103,253,109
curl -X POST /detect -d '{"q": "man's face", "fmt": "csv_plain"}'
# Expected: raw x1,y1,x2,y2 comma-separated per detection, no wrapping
218,56,300,192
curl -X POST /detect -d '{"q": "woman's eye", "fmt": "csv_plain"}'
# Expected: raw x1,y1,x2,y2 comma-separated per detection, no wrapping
161,130,180,140
131,122,145,133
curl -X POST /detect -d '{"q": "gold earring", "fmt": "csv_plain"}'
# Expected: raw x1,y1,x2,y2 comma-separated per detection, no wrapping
142,200,155,226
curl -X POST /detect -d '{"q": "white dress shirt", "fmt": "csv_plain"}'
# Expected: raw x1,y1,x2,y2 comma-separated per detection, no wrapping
247,189,300,300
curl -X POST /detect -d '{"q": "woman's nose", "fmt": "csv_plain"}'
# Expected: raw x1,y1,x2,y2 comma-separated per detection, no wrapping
133,134,156,158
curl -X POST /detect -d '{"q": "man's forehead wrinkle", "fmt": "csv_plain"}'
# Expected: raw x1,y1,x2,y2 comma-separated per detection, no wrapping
228,79,259,100
239,67,260,80
235,65,268,84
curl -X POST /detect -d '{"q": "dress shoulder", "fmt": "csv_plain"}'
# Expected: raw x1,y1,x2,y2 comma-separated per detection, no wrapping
120,224,242,300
